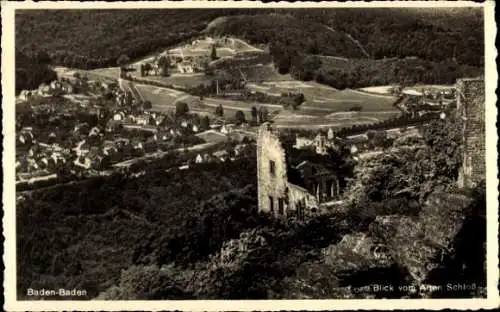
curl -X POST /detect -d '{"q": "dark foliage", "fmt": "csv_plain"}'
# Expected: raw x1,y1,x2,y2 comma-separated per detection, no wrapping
290,8,484,66
15,50,58,94
132,184,272,267
17,157,257,299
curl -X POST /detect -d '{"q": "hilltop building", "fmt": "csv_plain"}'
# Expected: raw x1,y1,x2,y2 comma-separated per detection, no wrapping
257,123,342,220
456,77,485,188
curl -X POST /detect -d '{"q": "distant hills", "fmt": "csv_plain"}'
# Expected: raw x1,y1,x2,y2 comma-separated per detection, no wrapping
15,8,484,91
15,8,483,67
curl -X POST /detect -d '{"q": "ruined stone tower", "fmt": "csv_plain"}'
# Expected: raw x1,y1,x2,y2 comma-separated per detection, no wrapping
256,123,289,216
456,77,485,188
257,123,321,219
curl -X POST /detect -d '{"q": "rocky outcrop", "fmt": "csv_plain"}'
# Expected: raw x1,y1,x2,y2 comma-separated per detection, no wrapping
368,191,475,283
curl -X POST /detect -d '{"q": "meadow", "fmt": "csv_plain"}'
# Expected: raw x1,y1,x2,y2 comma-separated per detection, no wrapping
273,110,400,129
247,81,398,115
136,74,210,89
53,66,119,83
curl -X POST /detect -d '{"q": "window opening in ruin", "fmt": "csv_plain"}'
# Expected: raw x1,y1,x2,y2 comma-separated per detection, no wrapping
297,200,305,220
278,198,284,215
269,196,274,212
269,160,276,176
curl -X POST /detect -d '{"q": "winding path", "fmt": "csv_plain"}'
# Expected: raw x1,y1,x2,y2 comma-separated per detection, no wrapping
323,25,370,58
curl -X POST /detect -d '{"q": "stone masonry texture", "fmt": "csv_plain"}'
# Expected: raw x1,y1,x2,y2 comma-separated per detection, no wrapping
456,78,485,188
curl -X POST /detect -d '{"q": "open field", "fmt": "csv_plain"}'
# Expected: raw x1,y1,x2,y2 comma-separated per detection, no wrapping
134,78,399,124
273,110,400,129
134,83,278,119
54,66,119,83
304,89,397,111
359,86,396,95
88,67,121,80
136,74,210,89
196,130,229,143
134,83,196,110
247,81,398,113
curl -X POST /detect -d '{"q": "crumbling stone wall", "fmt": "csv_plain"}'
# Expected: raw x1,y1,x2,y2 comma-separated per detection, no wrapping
287,183,318,216
457,78,485,188
257,123,289,216
257,123,320,217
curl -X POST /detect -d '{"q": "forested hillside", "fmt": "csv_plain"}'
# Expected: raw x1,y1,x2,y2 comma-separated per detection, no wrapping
15,9,232,69
16,8,483,69
17,157,258,299
288,8,484,66
15,50,57,94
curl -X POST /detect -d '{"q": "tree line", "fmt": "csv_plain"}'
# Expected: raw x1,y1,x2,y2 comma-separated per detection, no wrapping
15,50,58,94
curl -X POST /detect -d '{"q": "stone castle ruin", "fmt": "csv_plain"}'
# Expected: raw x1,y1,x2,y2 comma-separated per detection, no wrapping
257,77,486,219
257,123,342,219
456,77,486,188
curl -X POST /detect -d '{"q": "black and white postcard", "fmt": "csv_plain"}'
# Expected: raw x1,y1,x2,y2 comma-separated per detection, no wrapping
2,1,498,311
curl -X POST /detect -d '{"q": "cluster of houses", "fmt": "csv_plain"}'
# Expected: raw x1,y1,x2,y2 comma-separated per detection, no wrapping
18,77,117,104
141,36,230,76
393,86,457,117
107,108,203,136
194,142,252,164
18,80,72,102
16,127,71,179
139,52,208,77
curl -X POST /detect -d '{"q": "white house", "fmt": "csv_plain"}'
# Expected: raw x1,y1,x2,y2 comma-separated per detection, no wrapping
350,145,359,155
38,84,51,97
103,146,117,156
220,124,235,134
327,128,335,140
195,154,204,164
18,134,26,144
136,115,151,126
88,127,101,137
155,115,166,126
73,140,90,157
74,156,92,170
177,62,194,74
113,112,126,121
294,136,314,149
192,124,199,133
153,132,169,141
62,83,74,94
18,90,33,102
213,150,229,162
50,80,62,91
234,144,246,156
